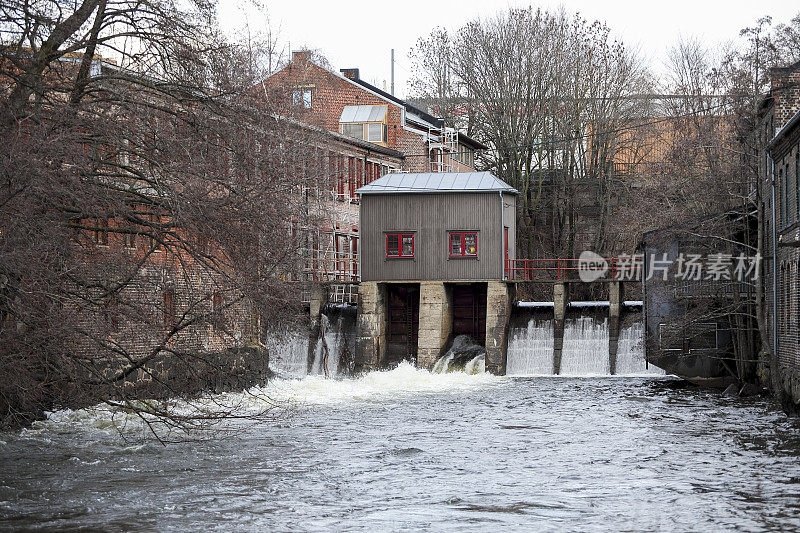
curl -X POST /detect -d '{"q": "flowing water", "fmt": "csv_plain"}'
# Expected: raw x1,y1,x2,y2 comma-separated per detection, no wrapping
3,366,800,531
3,309,799,531
507,310,664,377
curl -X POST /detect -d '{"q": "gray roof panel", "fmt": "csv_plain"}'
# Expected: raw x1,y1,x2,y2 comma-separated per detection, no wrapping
340,105,387,123
356,171,518,195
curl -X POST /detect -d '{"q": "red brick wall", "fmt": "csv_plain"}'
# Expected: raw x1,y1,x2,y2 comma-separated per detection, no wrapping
262,57,478,174
265,59,407,151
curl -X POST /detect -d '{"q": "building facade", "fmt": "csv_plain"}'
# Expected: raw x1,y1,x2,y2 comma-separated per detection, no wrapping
263,51,486,174
260,51,487,297
354,172,517,374
760,59,800,409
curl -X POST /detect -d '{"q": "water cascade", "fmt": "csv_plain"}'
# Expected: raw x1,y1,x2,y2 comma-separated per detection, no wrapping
506,302,662,376
432,335,486,374
266,304,356,378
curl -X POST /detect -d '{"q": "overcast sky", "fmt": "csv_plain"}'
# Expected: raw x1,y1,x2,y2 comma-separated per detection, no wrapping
218,0,798,99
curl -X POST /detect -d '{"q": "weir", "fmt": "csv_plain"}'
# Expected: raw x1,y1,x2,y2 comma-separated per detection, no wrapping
278,279,655,378
506,307,660,376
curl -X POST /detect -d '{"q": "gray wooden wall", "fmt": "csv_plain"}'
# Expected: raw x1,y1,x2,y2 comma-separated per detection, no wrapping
359,192,516,281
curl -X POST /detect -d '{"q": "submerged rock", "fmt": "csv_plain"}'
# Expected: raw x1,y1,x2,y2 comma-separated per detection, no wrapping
433,335,486,374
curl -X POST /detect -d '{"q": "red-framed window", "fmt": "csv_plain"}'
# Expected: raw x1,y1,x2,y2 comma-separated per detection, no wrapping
212,291,222,329
163,289,175,329
386,233,414,258
449,231,478,258
352,236,358,278
347,157,355,200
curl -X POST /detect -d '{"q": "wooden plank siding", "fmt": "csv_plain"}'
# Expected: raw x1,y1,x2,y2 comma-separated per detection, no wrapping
360,192,516,281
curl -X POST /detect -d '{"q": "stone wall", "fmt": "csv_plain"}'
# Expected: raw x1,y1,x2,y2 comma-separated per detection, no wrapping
354,281,386,371
417,282,453,369
485,281,514,375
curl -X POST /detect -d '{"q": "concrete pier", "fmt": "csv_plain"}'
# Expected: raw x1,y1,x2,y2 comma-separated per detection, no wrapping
485,281,514,375
608,281,622,375
307,283,327,373
354,281,387,372
552,282,568,375
417,282,453,369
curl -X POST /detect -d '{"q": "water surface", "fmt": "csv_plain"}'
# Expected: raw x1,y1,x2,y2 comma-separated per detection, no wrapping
2,365,800,531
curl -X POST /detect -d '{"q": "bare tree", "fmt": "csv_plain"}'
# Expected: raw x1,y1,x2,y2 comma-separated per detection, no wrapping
410,7,652,266
0,1,325,432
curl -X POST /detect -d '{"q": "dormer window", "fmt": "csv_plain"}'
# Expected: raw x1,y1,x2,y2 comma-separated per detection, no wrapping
340,105,388,144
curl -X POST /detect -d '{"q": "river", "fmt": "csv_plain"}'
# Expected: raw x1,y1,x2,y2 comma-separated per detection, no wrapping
2,364,800,531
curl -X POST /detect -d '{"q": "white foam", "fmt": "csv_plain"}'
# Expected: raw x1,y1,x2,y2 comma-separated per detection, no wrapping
258,362,498,405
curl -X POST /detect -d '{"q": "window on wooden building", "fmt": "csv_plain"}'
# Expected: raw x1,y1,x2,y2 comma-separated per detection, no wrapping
386,233,414,258
449,231,478,258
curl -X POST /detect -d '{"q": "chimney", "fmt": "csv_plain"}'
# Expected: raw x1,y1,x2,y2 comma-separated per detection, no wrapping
292,50,310,63
340,68,360,80
770,63,800,129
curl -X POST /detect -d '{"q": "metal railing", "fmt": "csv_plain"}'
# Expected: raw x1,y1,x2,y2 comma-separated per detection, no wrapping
504,257,642,282
301,255,359,283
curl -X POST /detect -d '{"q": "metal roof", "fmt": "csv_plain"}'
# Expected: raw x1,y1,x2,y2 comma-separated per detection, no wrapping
356,171,518,195
340,105,387,123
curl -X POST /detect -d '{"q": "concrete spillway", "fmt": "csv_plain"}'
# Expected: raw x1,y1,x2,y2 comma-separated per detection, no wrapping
268,300,660,377
266,305,356,379
506,304,663,376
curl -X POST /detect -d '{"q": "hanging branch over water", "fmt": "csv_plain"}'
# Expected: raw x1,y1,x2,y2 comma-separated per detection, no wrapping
0,0,324,432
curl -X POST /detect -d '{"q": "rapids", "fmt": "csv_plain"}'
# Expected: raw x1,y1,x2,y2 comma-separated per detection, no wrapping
2,365,800,531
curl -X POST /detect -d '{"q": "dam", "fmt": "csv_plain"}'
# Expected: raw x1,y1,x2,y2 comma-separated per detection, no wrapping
267,295,661,379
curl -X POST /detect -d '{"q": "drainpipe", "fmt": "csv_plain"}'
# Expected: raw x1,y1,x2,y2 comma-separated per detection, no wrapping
500,190,505,280
770,153,778,362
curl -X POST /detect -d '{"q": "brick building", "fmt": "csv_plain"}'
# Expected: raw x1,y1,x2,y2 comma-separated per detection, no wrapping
291,123,404,303
260,52,486,295
760,59,800,409
262,51,485,175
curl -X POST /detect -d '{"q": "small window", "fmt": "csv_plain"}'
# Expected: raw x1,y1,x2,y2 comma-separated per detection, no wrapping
292,87,312,108
386,233,414,258
449,232,478,258
367,123,385,142
342,123,363,139
163,289,175,329
212,291,222,329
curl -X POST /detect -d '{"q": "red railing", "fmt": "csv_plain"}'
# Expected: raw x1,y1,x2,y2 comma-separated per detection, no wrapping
504,257,641,282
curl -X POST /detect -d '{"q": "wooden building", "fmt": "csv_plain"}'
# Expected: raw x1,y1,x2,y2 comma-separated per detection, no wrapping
353,172,518,374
